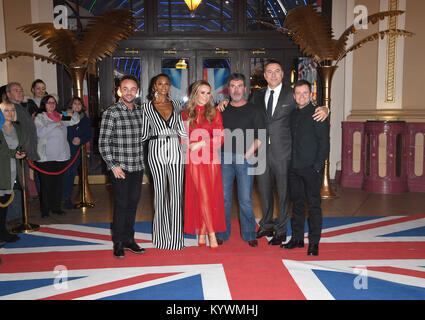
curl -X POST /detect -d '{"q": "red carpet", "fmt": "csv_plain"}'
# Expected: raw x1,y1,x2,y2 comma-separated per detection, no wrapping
1,215,425,300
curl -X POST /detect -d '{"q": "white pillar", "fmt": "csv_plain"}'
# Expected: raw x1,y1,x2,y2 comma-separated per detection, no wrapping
30,0,58,96
330,0,352,178
0,0,8,85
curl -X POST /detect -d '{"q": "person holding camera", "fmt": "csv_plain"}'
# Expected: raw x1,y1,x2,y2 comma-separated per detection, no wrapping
0,102,25,243
62,97,92,210
34,95,80,218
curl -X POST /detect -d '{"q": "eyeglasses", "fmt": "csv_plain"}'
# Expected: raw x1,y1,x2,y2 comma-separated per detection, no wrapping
46,101,56,105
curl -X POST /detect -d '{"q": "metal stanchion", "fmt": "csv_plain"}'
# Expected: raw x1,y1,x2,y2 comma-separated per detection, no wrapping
75,144,95,212
12,159,39,234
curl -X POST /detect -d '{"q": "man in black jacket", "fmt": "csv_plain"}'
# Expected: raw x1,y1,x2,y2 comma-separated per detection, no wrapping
282,79,329,256
250,61,328,246
218,61,329,246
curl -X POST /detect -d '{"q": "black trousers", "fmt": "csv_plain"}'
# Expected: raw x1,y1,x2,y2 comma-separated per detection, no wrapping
288,167,323,244
110,170,143,244
0,194,12,238
37,161,67,216
257,155,290,237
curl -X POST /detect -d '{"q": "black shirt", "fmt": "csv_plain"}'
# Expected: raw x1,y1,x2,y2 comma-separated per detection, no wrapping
221,102,266,154
290,103,329,171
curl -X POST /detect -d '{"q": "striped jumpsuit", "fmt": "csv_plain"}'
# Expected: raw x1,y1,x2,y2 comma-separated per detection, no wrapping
141,100,187,250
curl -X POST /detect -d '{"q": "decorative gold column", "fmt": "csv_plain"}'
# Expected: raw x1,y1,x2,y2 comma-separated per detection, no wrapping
317,64,338,199
385,0,398,103
69,66,95,211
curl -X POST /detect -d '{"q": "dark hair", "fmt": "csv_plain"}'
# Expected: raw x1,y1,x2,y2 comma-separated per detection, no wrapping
264,59,283,71
294,79,312,92
5,82,22,93
31,79,46,90
39,95,58,113
0,85,6,103
228,73,246,87
65,96,87,113
147,73,171,101
119,74,139,88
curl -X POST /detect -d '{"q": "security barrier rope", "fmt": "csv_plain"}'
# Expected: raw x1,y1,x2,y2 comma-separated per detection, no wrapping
26,149,81,176
0,191,14,208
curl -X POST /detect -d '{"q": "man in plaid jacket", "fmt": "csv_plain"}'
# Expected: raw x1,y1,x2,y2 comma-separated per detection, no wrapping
99,75,146,259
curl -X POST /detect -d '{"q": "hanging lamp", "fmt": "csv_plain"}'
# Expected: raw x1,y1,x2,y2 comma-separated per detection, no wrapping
184,0,202,17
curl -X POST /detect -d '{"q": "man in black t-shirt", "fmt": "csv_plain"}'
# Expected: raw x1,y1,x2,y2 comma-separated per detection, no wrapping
216,73,266,247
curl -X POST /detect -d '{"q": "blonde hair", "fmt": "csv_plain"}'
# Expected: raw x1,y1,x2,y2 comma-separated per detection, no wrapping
186,80,216,128
0,102,17,122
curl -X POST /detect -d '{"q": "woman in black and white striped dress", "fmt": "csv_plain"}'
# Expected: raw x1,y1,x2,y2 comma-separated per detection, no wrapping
141,74,187,250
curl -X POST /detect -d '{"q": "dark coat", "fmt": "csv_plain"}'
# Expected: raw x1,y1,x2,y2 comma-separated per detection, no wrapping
66,113,92,157
250,86,296,173
290,103,330,171
13,103,40,161
0,122,25,190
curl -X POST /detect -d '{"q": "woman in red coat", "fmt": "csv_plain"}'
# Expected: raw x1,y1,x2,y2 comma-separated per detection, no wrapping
182,80,225,249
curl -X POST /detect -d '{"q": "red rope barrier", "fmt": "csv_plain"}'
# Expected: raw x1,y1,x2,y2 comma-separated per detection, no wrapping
27,148,81,175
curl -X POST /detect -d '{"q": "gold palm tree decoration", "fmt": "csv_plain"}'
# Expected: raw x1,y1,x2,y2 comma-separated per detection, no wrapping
262,5,414,199
0,9,135,210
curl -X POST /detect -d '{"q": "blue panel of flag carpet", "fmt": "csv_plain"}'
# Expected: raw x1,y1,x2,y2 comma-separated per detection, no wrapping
379,226,425,237
99,275,204,300
312,269,425,300
4,234,101,249
0,277,85,296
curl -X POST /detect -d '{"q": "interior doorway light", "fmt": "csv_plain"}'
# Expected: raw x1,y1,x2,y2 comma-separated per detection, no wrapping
176,59,188,69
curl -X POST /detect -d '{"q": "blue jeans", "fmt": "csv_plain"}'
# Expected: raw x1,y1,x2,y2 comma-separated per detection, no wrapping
216,152,256,242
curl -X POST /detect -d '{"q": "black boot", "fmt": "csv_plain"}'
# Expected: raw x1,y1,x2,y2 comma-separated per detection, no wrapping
281,238,304,249
113,242,125,259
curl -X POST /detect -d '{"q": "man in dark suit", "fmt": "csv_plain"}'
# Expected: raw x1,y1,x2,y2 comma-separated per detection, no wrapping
282,80,329,256
252,60,328,246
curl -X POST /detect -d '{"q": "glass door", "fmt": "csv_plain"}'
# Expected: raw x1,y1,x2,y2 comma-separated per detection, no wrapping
246,49,284,96
162,58,191,103
113,56,143,104
197,49,239,104
153,50,197,104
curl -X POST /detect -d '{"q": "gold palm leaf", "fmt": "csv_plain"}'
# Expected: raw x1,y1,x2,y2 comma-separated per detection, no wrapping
17,23,79,66
258,21,292,36
76,9,135,66
334,10,405,60
283,5,336,63
337,29,414,63
0,50,61,64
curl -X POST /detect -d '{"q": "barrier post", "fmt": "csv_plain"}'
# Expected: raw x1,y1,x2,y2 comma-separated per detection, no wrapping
12,159,40,234
75,144,95,212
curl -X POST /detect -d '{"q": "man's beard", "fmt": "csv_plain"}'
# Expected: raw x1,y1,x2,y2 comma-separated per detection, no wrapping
230,93,243,103
122,96,135,104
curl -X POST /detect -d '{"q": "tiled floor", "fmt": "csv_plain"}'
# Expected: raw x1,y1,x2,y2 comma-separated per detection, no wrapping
14,180,425,230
